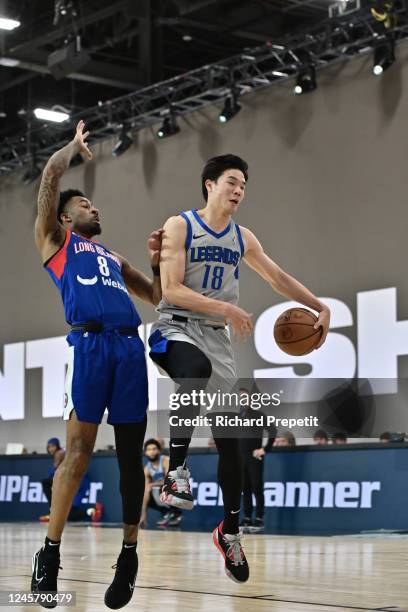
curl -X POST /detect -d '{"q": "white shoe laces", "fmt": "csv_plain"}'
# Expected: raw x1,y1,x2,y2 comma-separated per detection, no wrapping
169,467,191,493
224,531,245,566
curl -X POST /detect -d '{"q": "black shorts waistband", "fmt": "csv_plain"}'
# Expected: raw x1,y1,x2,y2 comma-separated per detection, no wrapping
70,321,139,336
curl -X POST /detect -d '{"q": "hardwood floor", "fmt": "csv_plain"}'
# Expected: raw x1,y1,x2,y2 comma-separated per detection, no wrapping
0,524,407,611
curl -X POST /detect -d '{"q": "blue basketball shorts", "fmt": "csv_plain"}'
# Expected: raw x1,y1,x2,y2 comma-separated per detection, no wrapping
64,329,148,425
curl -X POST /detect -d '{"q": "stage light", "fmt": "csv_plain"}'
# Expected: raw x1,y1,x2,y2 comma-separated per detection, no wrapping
293,66,317,95
112,127,133,157
219,94,241,123
156,115,180,139
0,17,20,31
34,108,69,123
373,40,395,75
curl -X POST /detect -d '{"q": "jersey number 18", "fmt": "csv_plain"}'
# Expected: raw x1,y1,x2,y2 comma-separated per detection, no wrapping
202,264,225,290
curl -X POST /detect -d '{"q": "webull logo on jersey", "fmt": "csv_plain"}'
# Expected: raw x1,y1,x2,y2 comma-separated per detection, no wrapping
0,475,103,504
190,478,381,508
190,246,240,266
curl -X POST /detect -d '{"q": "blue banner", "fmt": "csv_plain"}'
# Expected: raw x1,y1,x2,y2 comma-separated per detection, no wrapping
1,446,407,534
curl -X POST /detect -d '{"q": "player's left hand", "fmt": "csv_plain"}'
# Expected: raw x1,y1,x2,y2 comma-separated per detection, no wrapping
148,228,164,267
252,448,265,459
314,306,330,349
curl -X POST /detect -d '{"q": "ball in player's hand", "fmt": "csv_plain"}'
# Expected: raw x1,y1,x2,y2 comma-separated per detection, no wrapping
274,307,322,356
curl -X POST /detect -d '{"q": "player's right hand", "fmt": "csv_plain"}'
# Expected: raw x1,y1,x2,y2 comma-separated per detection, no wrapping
224,304,253,340
139,513,148,528
73,119,92,160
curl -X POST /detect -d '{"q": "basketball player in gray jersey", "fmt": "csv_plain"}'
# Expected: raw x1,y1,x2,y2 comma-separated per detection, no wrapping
149,154,330,583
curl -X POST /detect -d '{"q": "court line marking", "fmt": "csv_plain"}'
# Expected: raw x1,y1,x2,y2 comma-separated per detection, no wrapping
18,575,395,610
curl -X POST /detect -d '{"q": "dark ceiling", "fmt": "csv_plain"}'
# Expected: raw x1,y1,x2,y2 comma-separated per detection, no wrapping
0,0,336,139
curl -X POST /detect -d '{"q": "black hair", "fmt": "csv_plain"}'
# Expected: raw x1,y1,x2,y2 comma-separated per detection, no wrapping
201,154,248,201
379,431,391,441
313,429,329,440
143,438,161,452
333,432,347,442
57,189,85,223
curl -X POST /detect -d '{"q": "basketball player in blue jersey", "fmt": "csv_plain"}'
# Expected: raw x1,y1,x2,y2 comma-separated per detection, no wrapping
31,120,163,609
149,154,330,583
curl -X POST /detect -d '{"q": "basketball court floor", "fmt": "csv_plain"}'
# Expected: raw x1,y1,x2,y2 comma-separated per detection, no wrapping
1,524,407,611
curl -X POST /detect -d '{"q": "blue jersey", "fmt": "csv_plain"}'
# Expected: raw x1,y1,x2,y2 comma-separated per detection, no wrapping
45,230,141,328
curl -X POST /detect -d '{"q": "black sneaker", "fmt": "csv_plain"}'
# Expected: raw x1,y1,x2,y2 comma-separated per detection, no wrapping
248,518,264,533
212,522,249,583
239,517,252,533
104,549,138,610
160,466,194,510
167,511,183,527
31,548,61,609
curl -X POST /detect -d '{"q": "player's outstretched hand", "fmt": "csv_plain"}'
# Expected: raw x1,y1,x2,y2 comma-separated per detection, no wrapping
314,306,330,349
73,119,92,160
224,303,253,340
148,228,164,267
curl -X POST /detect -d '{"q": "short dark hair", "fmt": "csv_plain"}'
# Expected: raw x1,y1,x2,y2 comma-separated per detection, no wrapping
313,429,329,440
201,154,248,201
143,438,161,452
57,189,85,223
333,432,347,442
379,431,391,441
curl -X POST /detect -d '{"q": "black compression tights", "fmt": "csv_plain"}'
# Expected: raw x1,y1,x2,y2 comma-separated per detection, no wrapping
113,416,147,525
151,341,242,534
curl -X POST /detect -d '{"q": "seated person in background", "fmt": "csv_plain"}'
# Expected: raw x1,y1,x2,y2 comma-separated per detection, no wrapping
239,389,276,533
379,432,391,443
140,439,182,528
313,429,329,445
40,438,102,523
274,431,296,447
332,432,347,445
40,438,66,522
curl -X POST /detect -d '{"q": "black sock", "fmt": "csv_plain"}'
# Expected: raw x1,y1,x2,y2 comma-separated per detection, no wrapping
222,511,240,535
44,536,61,554
120,540,137,558
168,439,190,471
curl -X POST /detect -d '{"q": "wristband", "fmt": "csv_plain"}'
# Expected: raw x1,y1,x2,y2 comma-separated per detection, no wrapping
151,265,160,277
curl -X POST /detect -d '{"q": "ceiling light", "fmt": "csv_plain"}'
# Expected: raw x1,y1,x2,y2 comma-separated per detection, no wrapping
156,115,180,139
293,66,317,95
112,127,133,157
34,108,70,123
373,40,395,76
219,94,241,123
0,17,20,31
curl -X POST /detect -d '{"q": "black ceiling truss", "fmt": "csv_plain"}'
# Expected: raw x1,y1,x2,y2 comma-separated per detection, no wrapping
0,3,407,176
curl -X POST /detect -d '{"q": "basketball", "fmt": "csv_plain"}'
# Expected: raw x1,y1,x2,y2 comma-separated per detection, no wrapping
274,307,322,356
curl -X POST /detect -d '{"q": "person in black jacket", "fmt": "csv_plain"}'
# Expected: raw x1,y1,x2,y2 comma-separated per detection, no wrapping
238,388,276,533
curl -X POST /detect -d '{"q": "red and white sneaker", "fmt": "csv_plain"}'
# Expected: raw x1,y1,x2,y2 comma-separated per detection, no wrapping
212,521,249,583
160,466,194,510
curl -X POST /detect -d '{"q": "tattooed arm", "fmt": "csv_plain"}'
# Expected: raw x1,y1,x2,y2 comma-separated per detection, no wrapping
34,120,92,261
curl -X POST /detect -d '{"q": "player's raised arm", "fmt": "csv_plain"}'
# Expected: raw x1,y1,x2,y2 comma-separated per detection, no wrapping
241,226,330,348
115,229,164,306
34,120,92,257
160,216,253,338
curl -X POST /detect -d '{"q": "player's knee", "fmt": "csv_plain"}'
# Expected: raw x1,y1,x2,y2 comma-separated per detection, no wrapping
63,449,91,481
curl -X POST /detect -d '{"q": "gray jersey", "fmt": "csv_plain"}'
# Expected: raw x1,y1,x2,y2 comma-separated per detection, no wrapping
157,209,244,321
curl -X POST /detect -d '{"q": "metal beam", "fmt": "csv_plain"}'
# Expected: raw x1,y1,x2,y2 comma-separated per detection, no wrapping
9,0,132,53
0,50,139,91
1,9,407,175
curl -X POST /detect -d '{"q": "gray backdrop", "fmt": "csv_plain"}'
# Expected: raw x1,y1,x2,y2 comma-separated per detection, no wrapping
1,46,407,452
